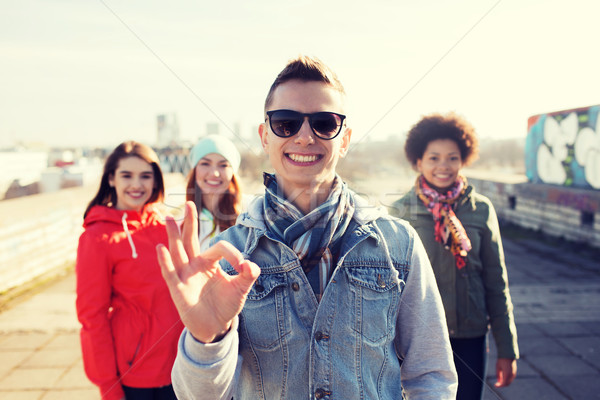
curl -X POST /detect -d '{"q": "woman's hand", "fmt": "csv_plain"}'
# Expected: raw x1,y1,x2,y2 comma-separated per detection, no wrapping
157,201,260,343
495,358,517,387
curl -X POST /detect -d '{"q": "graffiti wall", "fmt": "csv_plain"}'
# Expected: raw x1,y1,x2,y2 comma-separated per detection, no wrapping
526,105,600,190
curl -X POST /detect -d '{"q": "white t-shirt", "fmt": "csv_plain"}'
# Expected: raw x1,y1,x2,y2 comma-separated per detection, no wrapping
198,194,257,252
198,208,219,253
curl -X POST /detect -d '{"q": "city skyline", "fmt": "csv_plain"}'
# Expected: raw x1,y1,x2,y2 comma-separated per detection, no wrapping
2,0,599,149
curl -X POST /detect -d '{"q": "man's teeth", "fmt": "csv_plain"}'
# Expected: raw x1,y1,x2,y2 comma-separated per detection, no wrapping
289,154,318,163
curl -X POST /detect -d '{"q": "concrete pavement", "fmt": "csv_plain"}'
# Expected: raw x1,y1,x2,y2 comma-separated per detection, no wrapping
482,227,600,400
0,269,97,399
1,226,599,399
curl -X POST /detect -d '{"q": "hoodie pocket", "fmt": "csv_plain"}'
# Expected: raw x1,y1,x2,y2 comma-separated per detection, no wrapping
127,333,144,367
111,311,147,374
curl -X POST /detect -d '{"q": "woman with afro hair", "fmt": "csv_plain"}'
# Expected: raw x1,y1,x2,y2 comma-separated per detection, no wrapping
389,112,519,400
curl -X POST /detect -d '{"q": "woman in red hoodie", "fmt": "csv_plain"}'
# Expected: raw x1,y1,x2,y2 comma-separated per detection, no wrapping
76,141,183,400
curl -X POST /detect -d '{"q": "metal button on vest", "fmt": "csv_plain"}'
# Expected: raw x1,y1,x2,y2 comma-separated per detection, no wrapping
315,331,323,341
254,284,264,292
377,274,386,288
291,282,300,291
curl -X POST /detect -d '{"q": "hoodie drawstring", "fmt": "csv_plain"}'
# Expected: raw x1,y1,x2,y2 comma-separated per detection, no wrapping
121,213,138,259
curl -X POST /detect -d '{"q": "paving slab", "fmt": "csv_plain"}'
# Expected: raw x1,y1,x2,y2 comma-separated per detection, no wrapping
581,321,600,335
518,336,571,356
44,332,80,349
553,375,600,399
511,284,600,323
54,362,94,389
40,389,98,400
0,292,79,333
558,336,600,369
527,354,598,376
20,348,80,368
485,377,568,400
0,350,34,376
511,322,543,338
0,368,65,390
0,333,54,350
1,391,45,400
535,321,595,337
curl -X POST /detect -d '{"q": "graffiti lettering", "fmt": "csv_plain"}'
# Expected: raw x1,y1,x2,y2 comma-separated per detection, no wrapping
526,105,600,190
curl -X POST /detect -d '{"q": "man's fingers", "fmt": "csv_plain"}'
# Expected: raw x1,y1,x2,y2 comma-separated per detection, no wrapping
157,243,180,287
165,215,189,267
237,260,261,281
201,241,260,285
201,240,245,266
165,213,181,240
182,201,201,260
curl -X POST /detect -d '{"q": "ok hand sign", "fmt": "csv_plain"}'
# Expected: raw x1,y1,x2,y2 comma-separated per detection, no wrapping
157,201,260,343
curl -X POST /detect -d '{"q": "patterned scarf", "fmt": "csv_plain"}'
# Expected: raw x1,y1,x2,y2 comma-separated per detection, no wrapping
263,173,355,300
416,174,472,269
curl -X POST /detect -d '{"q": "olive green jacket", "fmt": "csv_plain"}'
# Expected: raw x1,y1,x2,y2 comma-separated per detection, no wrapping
390,185,519,359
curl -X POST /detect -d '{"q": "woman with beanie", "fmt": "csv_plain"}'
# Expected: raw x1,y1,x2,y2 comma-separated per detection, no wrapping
389,113,519,400
186,135,243,251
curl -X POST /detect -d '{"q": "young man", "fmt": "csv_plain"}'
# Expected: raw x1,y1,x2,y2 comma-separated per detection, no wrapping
157,56,457,399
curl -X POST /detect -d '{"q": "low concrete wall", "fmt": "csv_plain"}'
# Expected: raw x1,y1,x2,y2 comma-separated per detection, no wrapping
0,174,185,294
467,173,600,248
3,168,597,295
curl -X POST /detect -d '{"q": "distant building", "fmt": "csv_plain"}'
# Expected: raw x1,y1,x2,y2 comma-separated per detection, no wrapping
206,122,219,136
0,150,48,200
157,113,180,148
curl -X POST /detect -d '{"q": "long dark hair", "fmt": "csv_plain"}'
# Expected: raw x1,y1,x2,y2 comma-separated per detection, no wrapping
84,141,165,218
185,167,242,235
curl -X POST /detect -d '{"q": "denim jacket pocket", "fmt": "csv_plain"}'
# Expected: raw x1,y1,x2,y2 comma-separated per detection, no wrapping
240,272,291,349
345,266,402,344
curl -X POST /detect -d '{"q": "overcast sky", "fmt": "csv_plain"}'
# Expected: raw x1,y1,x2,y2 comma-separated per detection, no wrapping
2,0,598,149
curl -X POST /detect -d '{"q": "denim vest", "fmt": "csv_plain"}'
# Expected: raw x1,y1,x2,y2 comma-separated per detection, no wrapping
172,195,457,400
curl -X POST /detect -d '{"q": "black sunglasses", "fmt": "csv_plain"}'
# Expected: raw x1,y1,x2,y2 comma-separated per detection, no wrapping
266,109,346,140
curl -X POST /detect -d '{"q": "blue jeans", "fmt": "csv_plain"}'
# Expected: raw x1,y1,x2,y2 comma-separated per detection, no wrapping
122,384,177,400
450,335,488,400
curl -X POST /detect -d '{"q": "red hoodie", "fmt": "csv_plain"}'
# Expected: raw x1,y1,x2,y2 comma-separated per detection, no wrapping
76,204,183,400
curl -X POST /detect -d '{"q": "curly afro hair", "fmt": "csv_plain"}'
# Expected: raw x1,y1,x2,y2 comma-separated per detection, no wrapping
404,112,479,168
